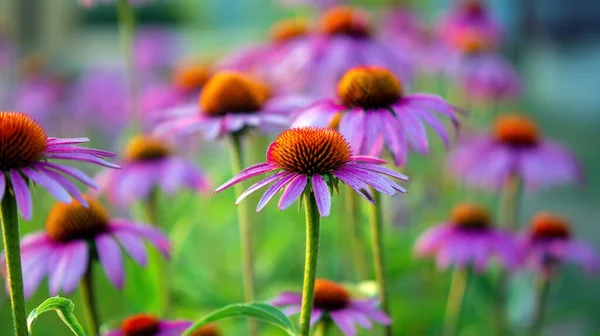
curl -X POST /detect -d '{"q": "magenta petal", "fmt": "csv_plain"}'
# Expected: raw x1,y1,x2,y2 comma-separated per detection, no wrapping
113,231,148,266
346,163,408,181
311,175,331,217
333,170,375,203
310,309,324,327
110,220,170,258
350,300,392,325
278,174,308,210
345,309,373,329
157,320,193,333
257,173,297,211
95,234,125,289
270,292,303,306
340,168,398,195
44,153,120,169
49,243,77,295
339,111,365,155
350,156,387,164
35,166,89,206
0,173,5,202
330,310,357,336
10,170,32,220
214,163,275,193
39,162,99,189
236,171,289,205
21,167,72,203
60,241,89,294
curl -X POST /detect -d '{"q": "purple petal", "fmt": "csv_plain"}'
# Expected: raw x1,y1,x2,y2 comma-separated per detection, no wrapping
157,320,193,334
113,231,148,266
270,292,303,306
414,224,453,256
34,166,89,206
236,171,289,205
345,163,408,181
46,137,90,146
214,163,275,193
413,109,452,148
0,173,5,202
109,220,170,258
350,300,392,325
10,170,32,220
345,309,373,329
339,110,365,155
340,167,403,195
59,241,89,294
44,153,120,169
379,111,408,166
95,234,125,289
49,243,82,295
310,309,324,327
333,170,375,203
350,156,387,164
21,167,72,203
396,106,429,154
330,310,357,336
278,175,308,210
257,173,298,211
311,175,331,217
282,306,302,316
38,162,99,189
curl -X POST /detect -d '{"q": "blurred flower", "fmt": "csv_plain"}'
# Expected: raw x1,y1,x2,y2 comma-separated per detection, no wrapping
292,66,459,166
215,127,407,217
0,35,14,72
102,314,199,336
521,212,599,275
269,6,413,96
271,278,391,335
381,7,422,53
79,0,155,7
12,74,66,129
0,112,117,220
448,114,581,190
415,203,520,271
155,71,309,140
134,27,180,74
96,134,211,204
1,196,169,298
275,0,339,9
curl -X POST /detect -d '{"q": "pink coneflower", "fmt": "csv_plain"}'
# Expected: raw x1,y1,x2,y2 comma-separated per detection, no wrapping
2,196,169,298
521,212,599,275
96,134,210,204
415,203,520,271
292,66,459,166
448,114,581,191
271,279,391,335
440,0,502,52
269,6,413,96
215,127,407,217
102,314,217,336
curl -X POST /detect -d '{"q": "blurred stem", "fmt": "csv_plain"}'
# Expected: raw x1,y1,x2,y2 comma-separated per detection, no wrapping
299,192,321,336
117,0,139,127
144,188,160,227
80,265,99,336
369,191,392,336
0,188,27,336
227,134,257,336
529,275,550,336
443,268,469,336
314,318,332,336
346,190,367,281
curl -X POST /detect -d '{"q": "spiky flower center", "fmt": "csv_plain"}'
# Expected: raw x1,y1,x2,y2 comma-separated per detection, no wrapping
321,6,371,38
123,135,172,162
0,111,47,170
189,325,221,336
173,63,211,92
121,314,159,336
313,279,350,311
493,115,539,147
271,20,308,43
530,212,570,240
267,127,352,175
451,203,490,229
45,196,109,242
338,67,403,109
199,71,269,117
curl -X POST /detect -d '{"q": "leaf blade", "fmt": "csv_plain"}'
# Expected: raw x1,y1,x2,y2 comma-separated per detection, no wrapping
27,296,86,336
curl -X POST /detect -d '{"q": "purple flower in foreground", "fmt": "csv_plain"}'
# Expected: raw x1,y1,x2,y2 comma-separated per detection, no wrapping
215,127,407,217
272,279,391,335
1,196,169,298
103,314,197,336
0,112,117,220
415,203,520,271
448,114,581,191
96,134,211,204
292,66,459,166
521,212,599,276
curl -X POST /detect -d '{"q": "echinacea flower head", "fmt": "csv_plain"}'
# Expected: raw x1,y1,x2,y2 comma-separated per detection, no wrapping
102,314,204,336
448,114,581,191
215,127,407,217
96,135,210,204
521,212,599,275
272,278,391,335
415,203,520,271
292,66,459,165
440,0,502,52
1,196,169,298
0,111,117,220
172,62,212,95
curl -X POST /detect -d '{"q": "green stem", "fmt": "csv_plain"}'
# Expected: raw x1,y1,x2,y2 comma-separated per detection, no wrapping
368,191,392,336
227,134,257,336
443,268,469,336
80,265,99,336
529,275,550,336
299,192,321,336
117,0,139,127
144,189,160,227
345,190,367,281
0,187,27,336
314,318,332,336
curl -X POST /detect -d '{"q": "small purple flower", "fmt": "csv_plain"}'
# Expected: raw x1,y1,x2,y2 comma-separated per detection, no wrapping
521,212,599,275
415,203,520,271
96,134,211,205
102,314,194,336
215,127,407,218
12,75,66,129
1,196,169,298
447,114,581,191
271,279,391,335
292,66,459,166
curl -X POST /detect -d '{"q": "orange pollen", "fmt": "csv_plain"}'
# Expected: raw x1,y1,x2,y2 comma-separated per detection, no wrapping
45,196,110,242
173,63,212,92
338,67,403,109
451,203,490,229
313,279,350,311
493,114,539,147
455,31,493,53
199,71,268,117
121,314,159,336
267,127,352,175
189,324,221,336
321,6,371,38
530,212,571,240
123,135,172,162
270,20,309,43
0,112,47,170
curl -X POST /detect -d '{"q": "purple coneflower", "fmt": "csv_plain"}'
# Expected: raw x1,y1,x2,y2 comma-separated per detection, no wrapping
102,314,221,336
292,66,459,165
440,0,502,52
448,114,581,191
272,279,391,335
134,27,180,74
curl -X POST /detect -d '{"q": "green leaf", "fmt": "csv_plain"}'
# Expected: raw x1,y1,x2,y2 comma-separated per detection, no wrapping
27,296,86,336
182,302,297,336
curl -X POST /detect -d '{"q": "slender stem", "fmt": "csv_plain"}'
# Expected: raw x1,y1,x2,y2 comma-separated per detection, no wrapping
144,188,160,227
443,268,469,336
345,190,367,281
299,192,321,336
80,265,99,336
529,275,550,336
314,318,332,336
116,0,139,127
227,134,257,336
368,191,392,336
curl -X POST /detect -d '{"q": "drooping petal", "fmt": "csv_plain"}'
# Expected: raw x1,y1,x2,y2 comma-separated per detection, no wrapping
270,292,303,306
10,170,32,220
311,174,331,217
278,174,308,210
350,300,392,325
350,156,387,164
113,231,148,266
330,310,357,336
339,167,400,195
34,166,89,206
110,220,170,258
333,170,375,203
39,161,99,189
49,243,77,295
214,163,275,192
236,171,289,205
339,110,365,155
59,241,89,294
44,152,120,169
0,173,5,202
21,167,72,203
95,234,125,289
257,173,298,211
310,309,324,327
344,163,408,181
